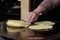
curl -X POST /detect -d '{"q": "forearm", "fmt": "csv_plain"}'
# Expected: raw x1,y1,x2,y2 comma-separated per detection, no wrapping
33,0,60,14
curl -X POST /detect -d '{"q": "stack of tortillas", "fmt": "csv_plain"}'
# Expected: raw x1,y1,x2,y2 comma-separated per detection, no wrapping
7,20,30,32
6,20,55,32
29,21,55,31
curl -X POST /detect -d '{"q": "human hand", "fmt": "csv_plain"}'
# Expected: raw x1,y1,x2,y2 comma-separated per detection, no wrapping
23,12,39,23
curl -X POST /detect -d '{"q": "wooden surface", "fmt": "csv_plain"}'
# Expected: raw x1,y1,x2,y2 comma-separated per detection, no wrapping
21,0,30,19
0,28,60,40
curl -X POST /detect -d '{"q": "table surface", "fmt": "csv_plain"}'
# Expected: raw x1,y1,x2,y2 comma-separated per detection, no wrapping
0,28,60,40
0,21,60,40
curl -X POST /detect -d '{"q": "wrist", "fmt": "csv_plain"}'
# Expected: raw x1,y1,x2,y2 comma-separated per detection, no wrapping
32,6,46,15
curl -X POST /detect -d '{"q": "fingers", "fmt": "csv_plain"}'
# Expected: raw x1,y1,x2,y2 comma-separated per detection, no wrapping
23,13,31,22
27,13,33,23
29,13,36,23
23,12,39,23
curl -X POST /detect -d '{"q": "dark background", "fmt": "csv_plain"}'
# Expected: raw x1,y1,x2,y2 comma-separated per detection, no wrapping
0,0,20,21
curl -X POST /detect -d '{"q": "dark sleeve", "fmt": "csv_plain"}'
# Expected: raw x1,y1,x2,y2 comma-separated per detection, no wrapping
40,0,60,11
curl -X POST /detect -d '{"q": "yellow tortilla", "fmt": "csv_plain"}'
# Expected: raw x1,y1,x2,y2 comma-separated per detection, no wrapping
7,20,30,28
7,27,20,32
34,21,55,26
29,21,55,31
